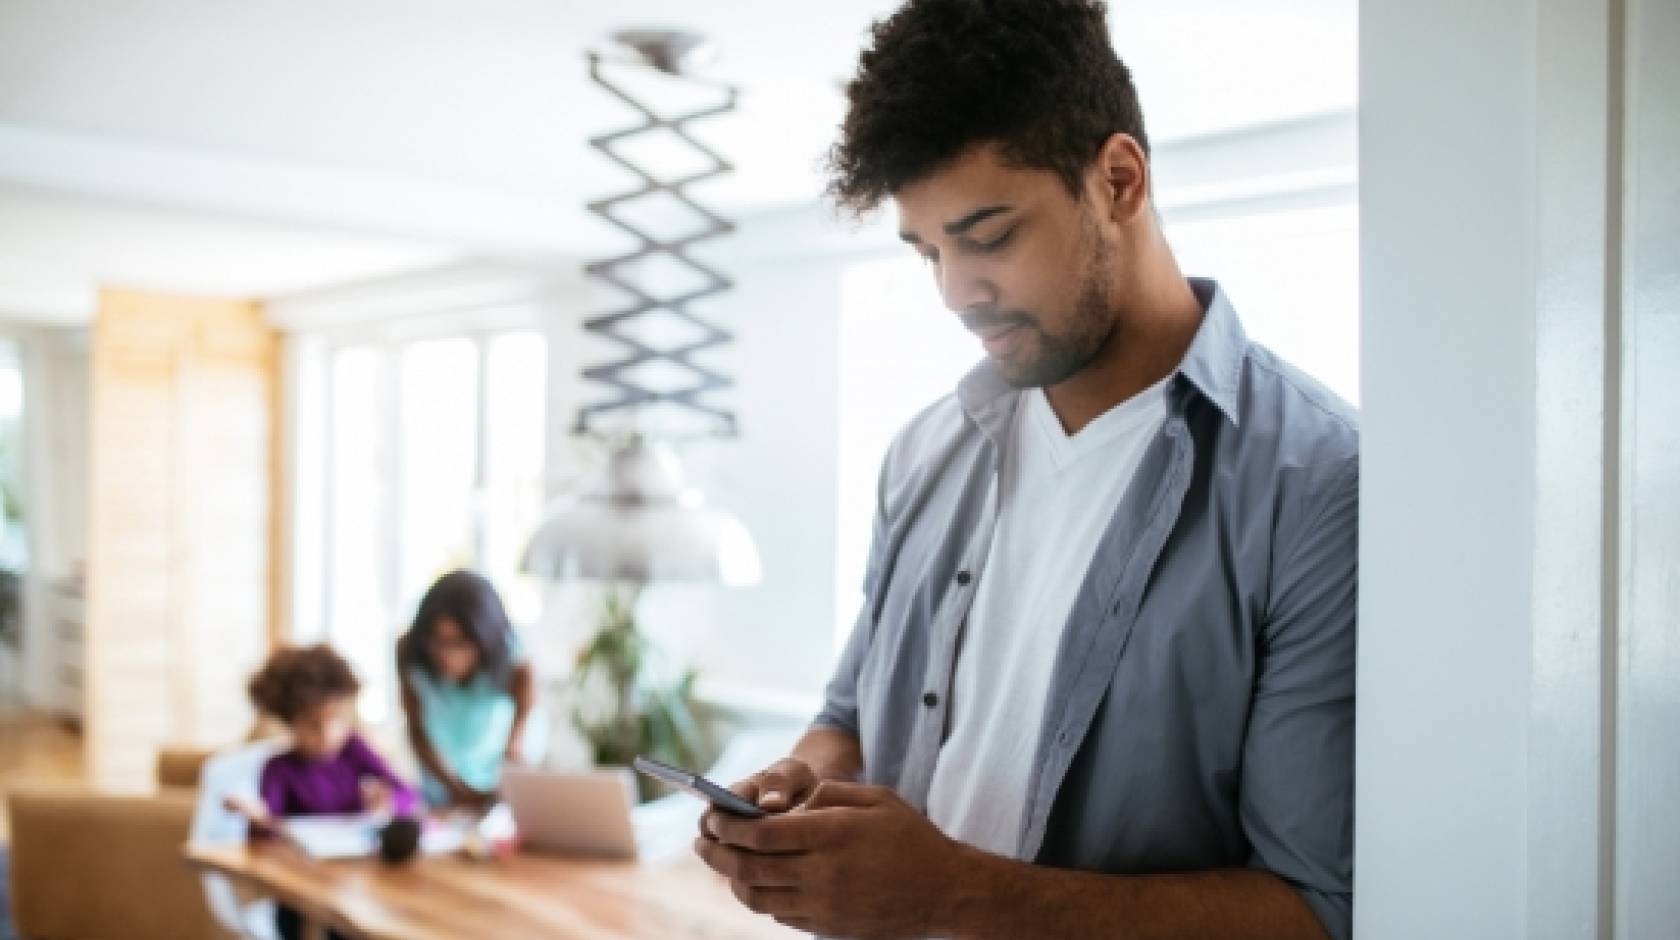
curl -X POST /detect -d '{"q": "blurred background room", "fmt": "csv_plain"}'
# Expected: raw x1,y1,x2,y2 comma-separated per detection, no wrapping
0,0,1672,938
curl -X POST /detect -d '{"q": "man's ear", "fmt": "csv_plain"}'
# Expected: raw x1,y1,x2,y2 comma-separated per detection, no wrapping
1087,132,1151,226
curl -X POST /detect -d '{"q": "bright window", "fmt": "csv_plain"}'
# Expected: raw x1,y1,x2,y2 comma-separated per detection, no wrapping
833,257,974,644
1166,203,1361,404
319,329,546,722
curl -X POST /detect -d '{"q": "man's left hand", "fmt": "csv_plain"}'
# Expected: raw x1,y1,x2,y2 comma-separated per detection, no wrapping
695,781,976,939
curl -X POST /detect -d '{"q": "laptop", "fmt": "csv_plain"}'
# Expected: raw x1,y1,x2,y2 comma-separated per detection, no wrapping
501,766,639,859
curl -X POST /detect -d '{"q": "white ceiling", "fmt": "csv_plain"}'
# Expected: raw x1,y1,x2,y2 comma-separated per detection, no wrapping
0,0,1356,323
0,188,463,317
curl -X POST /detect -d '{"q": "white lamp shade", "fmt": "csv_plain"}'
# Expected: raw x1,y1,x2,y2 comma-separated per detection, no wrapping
521,436,761,587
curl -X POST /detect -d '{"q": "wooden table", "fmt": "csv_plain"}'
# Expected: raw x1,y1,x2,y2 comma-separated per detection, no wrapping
185,842,801,940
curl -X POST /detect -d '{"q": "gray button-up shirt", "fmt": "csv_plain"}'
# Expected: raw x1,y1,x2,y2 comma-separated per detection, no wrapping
814,279,1357,939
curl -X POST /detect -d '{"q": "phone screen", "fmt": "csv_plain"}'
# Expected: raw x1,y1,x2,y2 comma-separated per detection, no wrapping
632,755,769,818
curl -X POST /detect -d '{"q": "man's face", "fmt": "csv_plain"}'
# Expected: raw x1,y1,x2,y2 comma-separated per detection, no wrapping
896,145,1117,388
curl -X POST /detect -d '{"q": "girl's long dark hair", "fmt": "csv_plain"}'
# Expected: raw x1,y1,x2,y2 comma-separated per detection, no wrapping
396,570,516,684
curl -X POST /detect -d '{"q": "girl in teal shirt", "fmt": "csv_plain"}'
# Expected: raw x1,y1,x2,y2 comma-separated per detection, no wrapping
396,570,548,809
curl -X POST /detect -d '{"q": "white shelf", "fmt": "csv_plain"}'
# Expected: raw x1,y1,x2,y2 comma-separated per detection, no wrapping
46,580,83,721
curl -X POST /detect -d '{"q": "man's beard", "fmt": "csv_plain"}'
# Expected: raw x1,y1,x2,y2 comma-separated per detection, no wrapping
993,233,1114,389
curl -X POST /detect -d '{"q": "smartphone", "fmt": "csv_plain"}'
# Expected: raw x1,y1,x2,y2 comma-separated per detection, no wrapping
632,755,769,819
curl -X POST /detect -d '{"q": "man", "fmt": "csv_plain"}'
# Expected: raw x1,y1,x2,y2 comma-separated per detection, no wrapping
694,1,1357,938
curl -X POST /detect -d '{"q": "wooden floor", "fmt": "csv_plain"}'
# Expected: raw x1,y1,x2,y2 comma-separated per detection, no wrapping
0,710,85,842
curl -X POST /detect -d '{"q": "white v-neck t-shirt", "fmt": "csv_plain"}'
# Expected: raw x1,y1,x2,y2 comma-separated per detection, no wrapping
926,380,1168,857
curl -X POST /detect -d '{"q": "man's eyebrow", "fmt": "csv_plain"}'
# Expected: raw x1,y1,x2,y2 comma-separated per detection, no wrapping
899,204,1015,245
943,204,1012,236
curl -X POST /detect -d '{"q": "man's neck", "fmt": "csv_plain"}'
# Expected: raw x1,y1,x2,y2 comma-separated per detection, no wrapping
1043,274,1204,436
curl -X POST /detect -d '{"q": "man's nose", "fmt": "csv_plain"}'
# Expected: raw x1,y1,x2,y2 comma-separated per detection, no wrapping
936,256,997,315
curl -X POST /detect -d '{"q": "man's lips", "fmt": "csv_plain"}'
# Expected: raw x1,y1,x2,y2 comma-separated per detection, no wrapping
975,322,1026,357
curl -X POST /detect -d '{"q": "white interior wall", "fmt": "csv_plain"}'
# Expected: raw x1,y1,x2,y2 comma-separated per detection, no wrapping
1359,0,1678,935
1358,0,1539,920
692,242,845,706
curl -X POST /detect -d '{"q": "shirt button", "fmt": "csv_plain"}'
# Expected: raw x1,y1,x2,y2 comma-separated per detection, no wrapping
922,691,940,708
955,570,972,586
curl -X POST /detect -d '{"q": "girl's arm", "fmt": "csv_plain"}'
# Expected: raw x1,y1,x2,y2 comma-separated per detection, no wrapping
504,661,536,764
398,669,478,806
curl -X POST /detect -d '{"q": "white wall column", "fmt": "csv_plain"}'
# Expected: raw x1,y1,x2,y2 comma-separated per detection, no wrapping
1610,0,1680,932
1359,0,1677,934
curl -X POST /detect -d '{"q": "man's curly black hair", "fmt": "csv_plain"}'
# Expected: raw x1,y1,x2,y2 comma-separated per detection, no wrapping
827,0,1149,215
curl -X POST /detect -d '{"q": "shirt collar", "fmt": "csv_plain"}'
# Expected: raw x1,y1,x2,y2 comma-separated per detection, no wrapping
1174,277,1246,428
956,277,1247,441
956,349,1018,450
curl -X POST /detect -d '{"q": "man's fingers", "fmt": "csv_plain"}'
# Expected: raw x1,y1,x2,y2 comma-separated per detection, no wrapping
726,775,763,803
707,811,830,854
729,880,805,919
801,779,889,811
693,836,806,888
754,773,792,812
752,760,817,812
703,767,767,837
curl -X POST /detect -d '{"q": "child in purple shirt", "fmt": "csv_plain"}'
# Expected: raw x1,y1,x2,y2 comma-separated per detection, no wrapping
259,732,417,818
247,644,418,940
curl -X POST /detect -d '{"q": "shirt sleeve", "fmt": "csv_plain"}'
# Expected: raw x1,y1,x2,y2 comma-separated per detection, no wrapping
813,599,873,736
258,756,290,819
346,734,421,817
812,454,893,737
1242,454,1358,940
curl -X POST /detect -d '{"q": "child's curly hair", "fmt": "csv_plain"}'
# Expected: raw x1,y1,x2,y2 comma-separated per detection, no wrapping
247,644,361,723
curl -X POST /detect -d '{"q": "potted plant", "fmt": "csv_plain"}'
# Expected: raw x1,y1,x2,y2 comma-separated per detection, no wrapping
567,585,716,801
